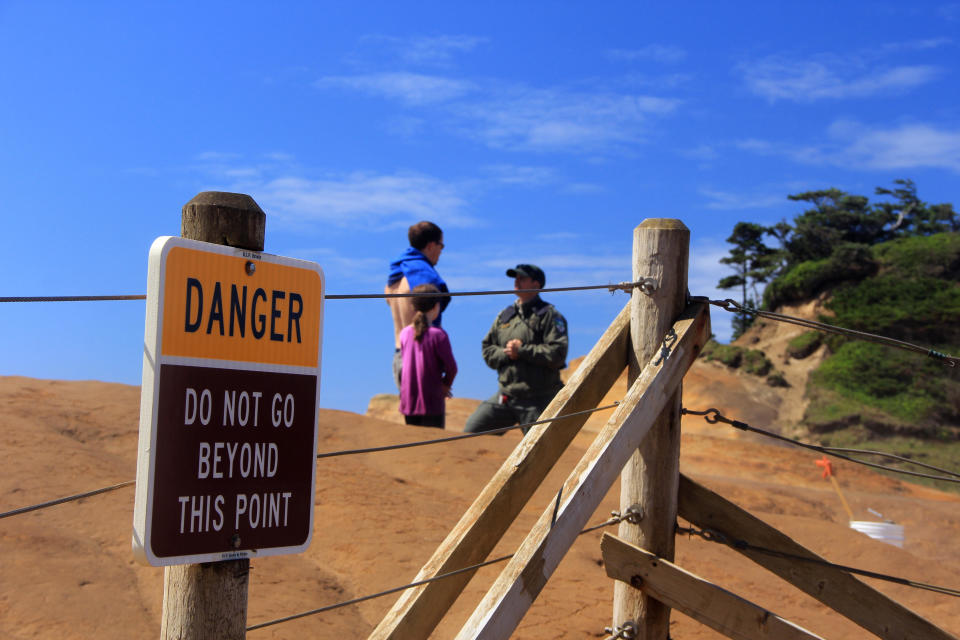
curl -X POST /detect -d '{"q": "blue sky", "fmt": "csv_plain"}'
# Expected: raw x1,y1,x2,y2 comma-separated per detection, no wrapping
2,1,959,414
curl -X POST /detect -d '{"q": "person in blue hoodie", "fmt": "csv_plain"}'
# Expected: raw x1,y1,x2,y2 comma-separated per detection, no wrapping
386,221,450,389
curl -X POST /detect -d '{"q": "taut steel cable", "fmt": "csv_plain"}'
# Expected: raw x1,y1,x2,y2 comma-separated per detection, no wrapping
2,406,622,518
0,280,654,304
682,407,960,484
677,523,960,599
317,403,620,459
694,296,959,368
247,509,637,632
0,480,135,519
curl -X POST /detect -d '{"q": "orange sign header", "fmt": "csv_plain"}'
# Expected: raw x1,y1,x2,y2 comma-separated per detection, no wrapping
159,242,323,368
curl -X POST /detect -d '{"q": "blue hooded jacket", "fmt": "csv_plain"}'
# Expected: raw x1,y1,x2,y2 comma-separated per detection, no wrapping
387,247,451,325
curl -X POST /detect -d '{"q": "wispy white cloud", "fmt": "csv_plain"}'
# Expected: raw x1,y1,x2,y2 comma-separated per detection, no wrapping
535,231,581,241
317,45,682,153
400,34,488,65
481,164,556,186
740,55,941,102
510,253,627,271
735,138,775,154
357,34,488,67
561,182,605,194
194,158,479,229
619,72,693,91
196,151,242,161
737,121,960,173
939,3,960,21
680,144,719,162
252,172,477,228
283,247,384,281
317,72,474,105
819,121,960,171
221,167,261,178
454,87,680,151
879,37,953,52
700,187,785,211
607,45,687,64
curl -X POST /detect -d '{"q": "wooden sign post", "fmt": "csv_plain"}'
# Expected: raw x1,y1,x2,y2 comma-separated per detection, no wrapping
163,192,265,639
162,192,264,639
615,219,689,638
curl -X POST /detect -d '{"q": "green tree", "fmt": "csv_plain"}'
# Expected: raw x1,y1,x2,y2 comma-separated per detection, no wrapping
874,178,959,236
717,222,778,338
784,188,892,265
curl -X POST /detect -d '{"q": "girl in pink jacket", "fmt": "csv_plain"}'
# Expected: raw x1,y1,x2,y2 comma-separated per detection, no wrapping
398,284,457,428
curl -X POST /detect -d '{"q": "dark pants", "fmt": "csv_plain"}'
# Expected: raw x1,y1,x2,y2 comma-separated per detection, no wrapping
404,414,445,429
463,394,551,436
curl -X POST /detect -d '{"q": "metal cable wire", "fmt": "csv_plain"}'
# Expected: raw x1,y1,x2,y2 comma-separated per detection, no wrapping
677,524,960,599
1,280,653,304
317,403,620,459
693,296,959,368
682,408,960,484
0,480,135,519
246,552,514,631
0,295,147,302
247,511,632,632
1,406,620,519
327,280,652,299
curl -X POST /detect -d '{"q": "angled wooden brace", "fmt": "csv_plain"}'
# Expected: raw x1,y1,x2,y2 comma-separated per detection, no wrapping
601,533,824,640
679,475,959,640
454,302,709,640
368,302,631,640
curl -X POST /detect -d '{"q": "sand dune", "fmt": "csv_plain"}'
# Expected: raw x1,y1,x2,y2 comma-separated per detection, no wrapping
3,367,960,639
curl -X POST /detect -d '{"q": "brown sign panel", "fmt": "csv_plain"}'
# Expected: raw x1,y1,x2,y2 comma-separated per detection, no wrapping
150,365,317,558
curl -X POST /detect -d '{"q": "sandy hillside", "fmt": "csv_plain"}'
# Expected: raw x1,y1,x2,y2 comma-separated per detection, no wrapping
3,323,960,640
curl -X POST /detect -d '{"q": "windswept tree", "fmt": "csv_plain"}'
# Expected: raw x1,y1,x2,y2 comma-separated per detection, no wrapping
724,179,957,314
784,188,891,265
875,178,959,236
717,222,778,338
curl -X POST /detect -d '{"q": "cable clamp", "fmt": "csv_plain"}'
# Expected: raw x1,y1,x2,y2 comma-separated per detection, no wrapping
676,523,730,545
611,504,644,525
608,279,657,295
637,278,658,296
681,407,721,423
603,620,637,639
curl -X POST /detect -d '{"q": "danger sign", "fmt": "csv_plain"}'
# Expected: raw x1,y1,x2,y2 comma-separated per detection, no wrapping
133,237,324,566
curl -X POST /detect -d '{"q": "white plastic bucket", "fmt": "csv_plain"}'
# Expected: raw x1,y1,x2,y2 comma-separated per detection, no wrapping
849,521,904,548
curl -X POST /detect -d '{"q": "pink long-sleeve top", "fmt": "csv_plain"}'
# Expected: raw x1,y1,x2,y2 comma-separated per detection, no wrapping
398,325,457,416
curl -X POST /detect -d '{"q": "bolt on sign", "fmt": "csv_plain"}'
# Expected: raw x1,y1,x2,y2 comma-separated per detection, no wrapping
133,237,324,566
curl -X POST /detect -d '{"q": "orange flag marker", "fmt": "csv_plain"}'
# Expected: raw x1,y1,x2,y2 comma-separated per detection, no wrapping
816,455,854,521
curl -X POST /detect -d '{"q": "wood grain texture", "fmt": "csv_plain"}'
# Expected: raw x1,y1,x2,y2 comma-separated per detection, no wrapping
160,191,262,640
602,533,824,640
181,191,265,251
618,219,691,638
678,474,959,640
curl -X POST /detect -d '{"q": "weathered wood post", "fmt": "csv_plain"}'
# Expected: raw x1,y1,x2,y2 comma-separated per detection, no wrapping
160,191,265,640
614,219,689,638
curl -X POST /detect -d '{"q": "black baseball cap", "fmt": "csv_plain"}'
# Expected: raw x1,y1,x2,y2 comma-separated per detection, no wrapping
506,264,545,287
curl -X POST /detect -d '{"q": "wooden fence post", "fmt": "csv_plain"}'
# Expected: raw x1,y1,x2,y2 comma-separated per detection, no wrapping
160,191,265,640
614,219,689,638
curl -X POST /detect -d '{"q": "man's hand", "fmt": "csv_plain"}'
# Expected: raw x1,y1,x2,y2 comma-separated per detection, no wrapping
505,338,523,360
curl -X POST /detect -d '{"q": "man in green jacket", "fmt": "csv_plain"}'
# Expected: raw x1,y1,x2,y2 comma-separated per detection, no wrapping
464,264,568,435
